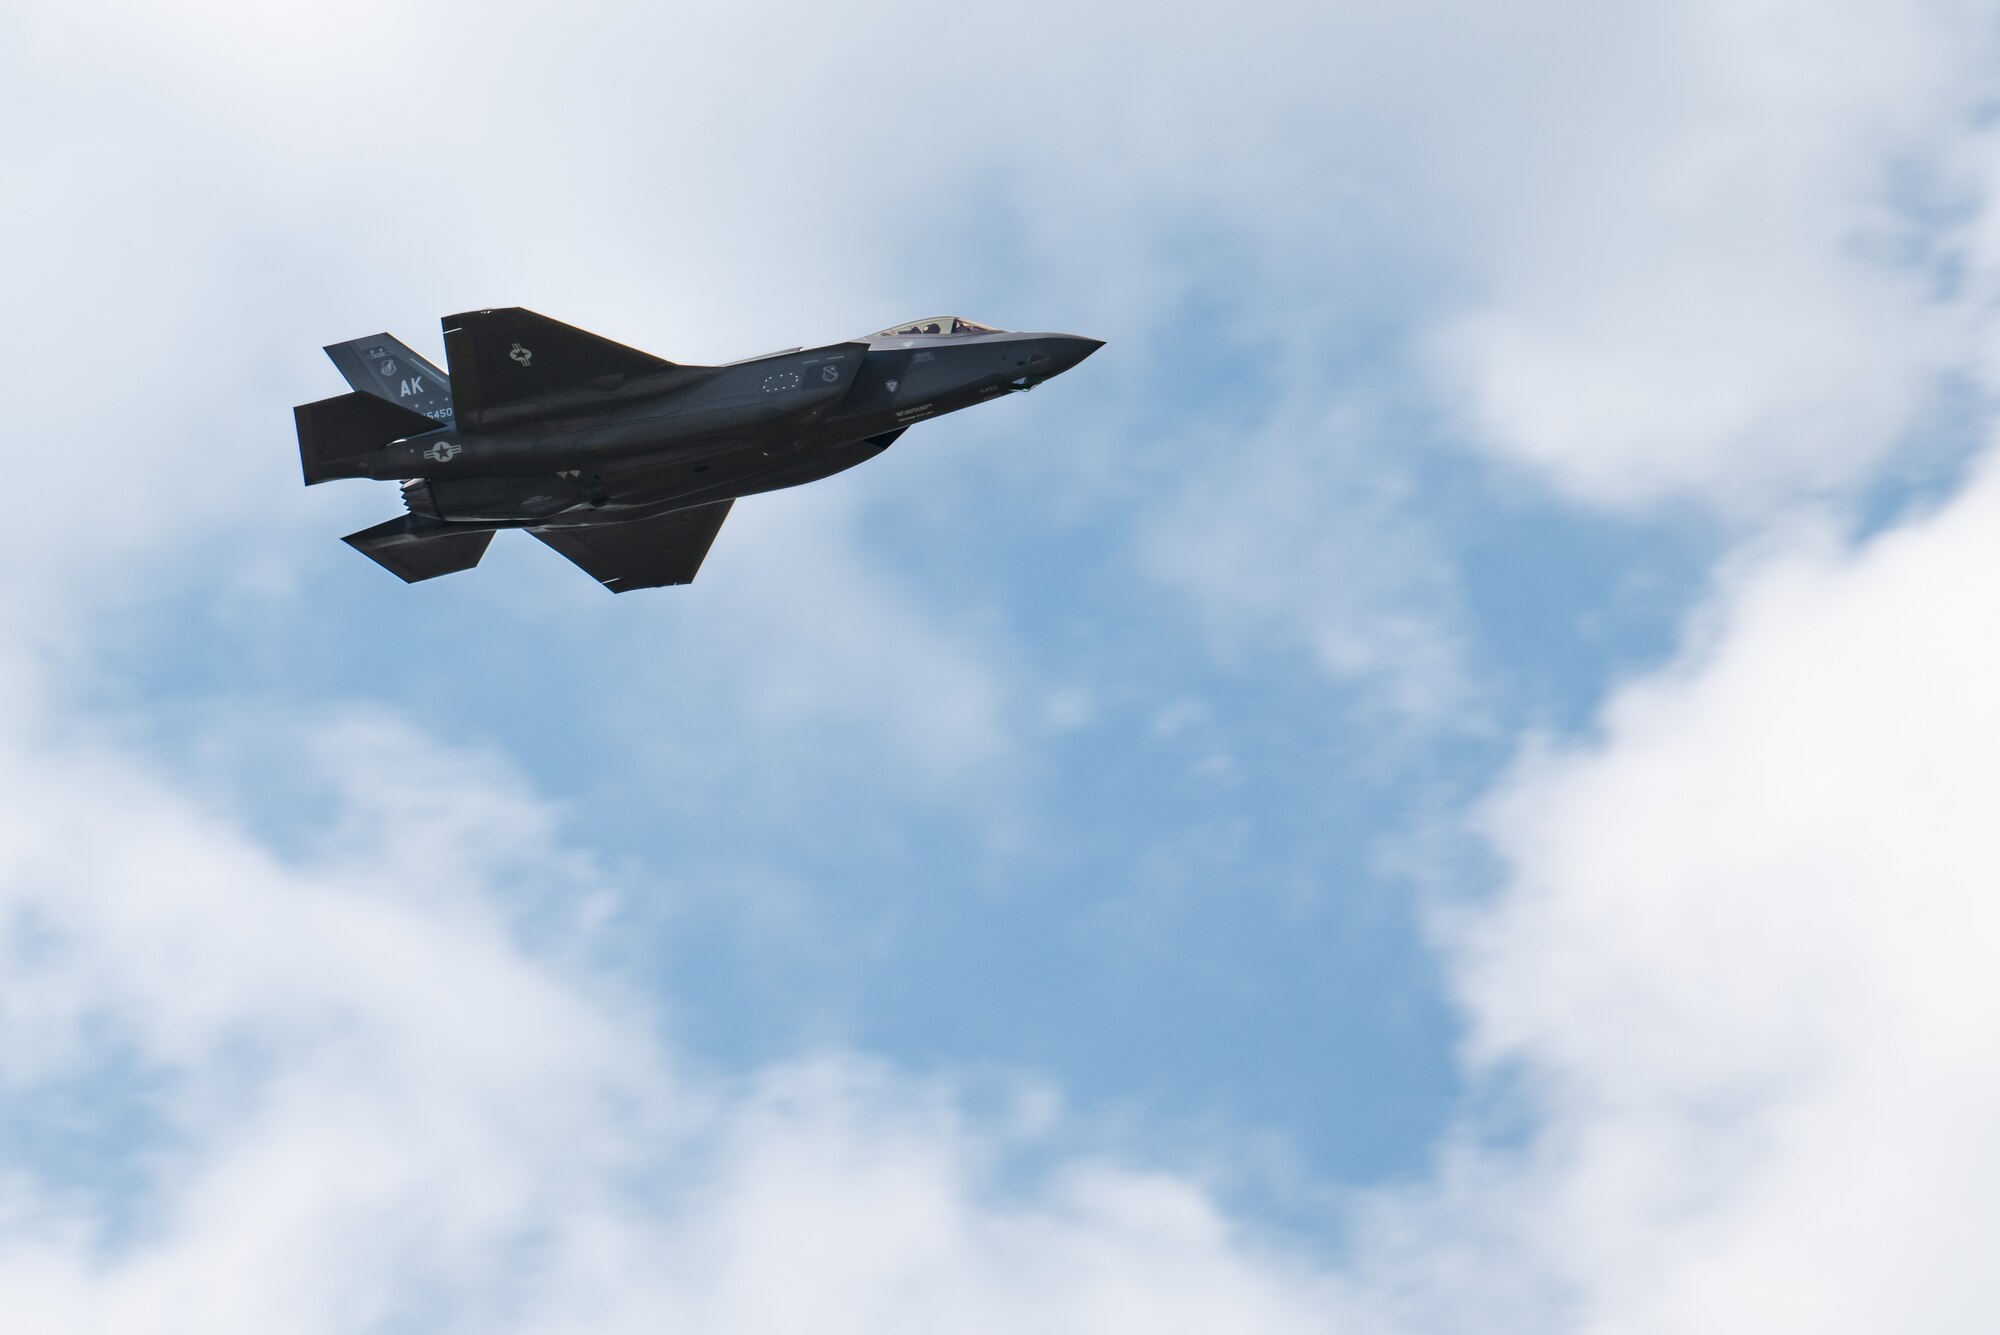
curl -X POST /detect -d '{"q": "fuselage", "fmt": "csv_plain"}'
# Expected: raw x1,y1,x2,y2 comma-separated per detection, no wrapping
355,327,1102,530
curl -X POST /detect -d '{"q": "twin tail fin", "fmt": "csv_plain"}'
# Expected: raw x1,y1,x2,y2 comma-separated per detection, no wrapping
322,334,454,423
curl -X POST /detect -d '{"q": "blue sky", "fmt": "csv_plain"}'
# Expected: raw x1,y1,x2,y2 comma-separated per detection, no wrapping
9,2,2000,1330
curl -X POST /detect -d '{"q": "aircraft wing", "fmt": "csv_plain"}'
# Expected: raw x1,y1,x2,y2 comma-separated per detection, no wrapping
442,307,686,428
528,501,734,592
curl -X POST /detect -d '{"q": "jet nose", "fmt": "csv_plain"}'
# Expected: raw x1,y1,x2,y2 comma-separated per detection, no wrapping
1009,335,1105,392
1048,335,1104,375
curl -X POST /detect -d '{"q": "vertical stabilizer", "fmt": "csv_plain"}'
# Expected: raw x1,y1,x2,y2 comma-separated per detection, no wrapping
324,334,455,425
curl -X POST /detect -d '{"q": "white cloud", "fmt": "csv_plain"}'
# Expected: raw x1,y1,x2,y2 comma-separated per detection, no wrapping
1139,410,1474,723
21,449,2000,1331
0,1,1046,786
1361,447,2000,1331
1112,0,2000,698
1424,0,1995,511
12,5,2000,1330
28,0,1990,723
0,674,1355,1334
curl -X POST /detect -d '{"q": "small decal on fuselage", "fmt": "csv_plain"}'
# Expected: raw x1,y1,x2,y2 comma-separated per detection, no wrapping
821,365,840,383
510,343,533,367
423,441,461,462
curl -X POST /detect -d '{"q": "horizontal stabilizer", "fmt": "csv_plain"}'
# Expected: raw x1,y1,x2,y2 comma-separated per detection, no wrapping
342,515,495,583
295,392,441,486
529,500,733,592
442,307,681,429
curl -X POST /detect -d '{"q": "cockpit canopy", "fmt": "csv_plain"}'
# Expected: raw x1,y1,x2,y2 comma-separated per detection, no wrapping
869,316,1004,339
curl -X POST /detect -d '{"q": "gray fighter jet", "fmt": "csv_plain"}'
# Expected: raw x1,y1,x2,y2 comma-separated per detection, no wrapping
295,308,1101,590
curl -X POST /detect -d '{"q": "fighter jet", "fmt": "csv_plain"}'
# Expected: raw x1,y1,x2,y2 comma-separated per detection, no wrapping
294,308,1102,590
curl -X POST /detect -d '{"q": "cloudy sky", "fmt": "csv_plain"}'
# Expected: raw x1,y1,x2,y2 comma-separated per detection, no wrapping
6,0,2000,1329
